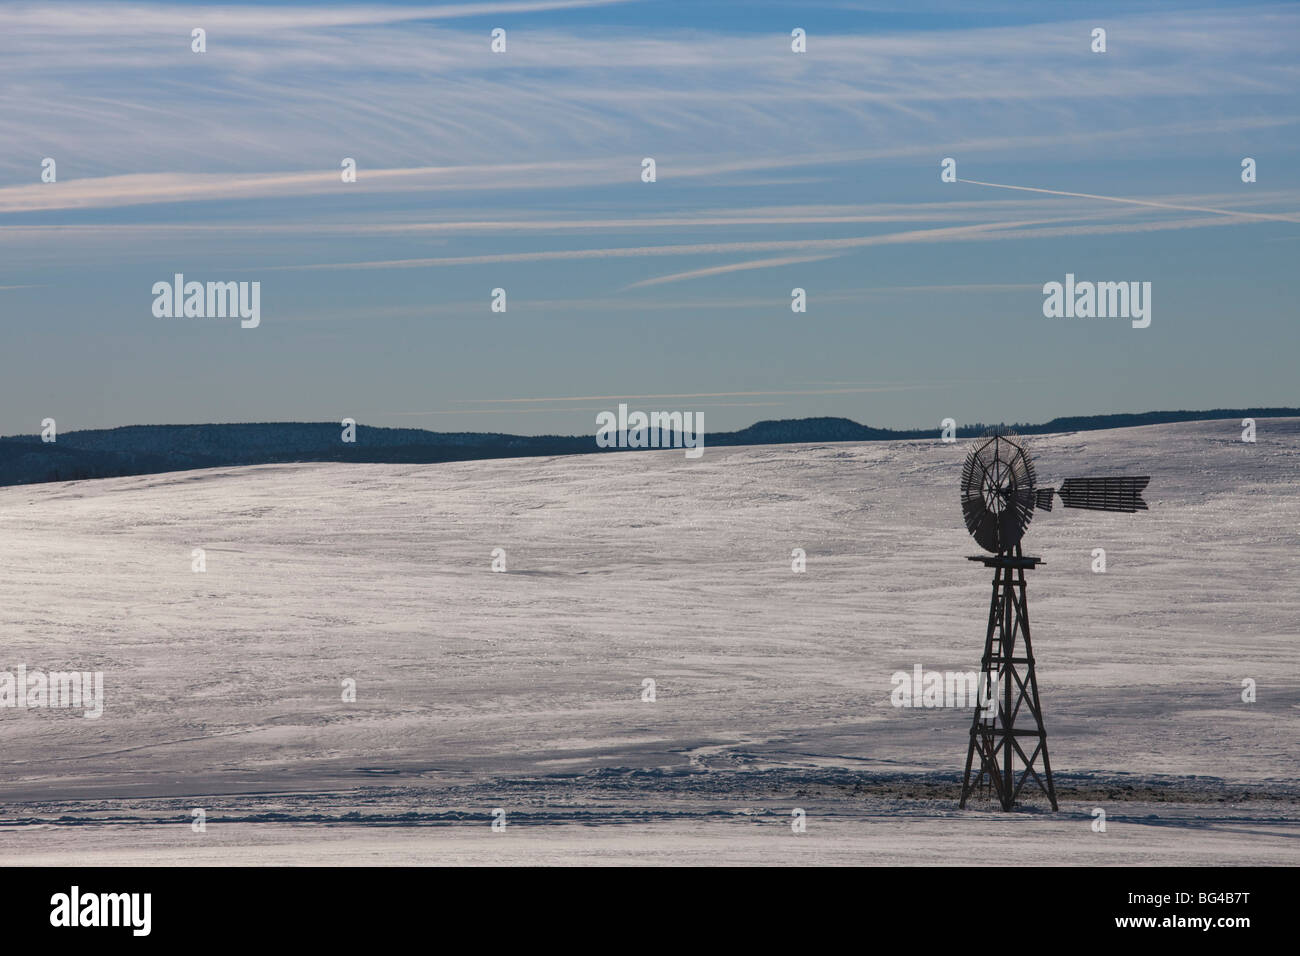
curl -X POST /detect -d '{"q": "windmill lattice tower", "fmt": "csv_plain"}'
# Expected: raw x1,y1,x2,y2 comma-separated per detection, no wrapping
957,430,1149,811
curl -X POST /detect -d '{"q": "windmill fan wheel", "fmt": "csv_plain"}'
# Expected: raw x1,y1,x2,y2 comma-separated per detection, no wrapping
961,430,1038,553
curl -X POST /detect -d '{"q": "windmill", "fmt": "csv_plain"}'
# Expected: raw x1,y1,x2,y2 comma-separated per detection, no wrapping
957,430,1149,811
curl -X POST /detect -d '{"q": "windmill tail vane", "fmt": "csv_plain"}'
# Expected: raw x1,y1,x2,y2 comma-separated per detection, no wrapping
1046,475,1150,513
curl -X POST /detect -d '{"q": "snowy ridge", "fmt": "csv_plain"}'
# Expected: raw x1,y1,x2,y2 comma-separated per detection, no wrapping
0,418,1295,864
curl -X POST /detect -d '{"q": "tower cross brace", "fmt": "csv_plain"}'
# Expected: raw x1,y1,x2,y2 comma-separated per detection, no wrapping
959,545,1058,811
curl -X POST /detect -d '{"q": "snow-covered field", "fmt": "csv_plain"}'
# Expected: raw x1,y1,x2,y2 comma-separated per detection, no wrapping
0,419,1296,865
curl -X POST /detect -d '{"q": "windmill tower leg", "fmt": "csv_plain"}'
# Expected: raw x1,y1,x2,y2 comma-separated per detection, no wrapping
960,546,1058,811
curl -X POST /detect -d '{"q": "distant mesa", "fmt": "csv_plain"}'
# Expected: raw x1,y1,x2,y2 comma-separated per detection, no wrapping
0,408,1293,488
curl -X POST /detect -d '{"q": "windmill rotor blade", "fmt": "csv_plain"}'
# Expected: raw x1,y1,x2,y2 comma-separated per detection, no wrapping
1009,486,1036,523
1034,488,1055,511
960,431,1037,552
1058,476,1150,513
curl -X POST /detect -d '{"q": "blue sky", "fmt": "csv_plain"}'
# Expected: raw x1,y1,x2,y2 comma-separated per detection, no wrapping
1,0,1297,435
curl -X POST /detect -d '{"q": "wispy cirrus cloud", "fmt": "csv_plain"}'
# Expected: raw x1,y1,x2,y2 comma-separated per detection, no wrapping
4,115,1296,212
1,2,1297,436
250,210,1276,282
0,0,632,33
2,5,1296,184
260,219,1075,271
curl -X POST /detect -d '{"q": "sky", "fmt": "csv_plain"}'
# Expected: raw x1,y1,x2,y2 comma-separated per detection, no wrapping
0,0,1297,436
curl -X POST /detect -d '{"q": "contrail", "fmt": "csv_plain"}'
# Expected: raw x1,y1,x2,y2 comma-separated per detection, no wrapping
268,219,1058,272
623,254,843,289
958,179,1300,224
